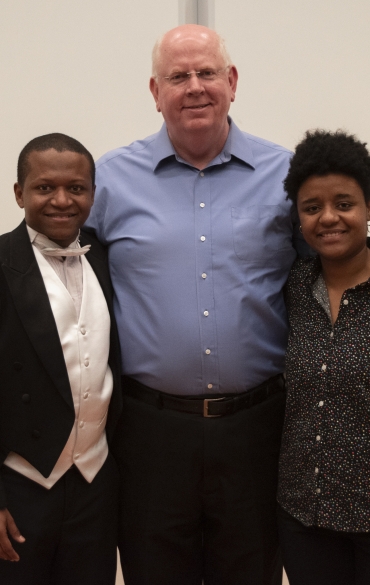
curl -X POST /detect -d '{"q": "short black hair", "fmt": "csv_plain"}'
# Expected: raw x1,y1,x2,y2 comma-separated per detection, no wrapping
284,130,370,204
17,133,95,187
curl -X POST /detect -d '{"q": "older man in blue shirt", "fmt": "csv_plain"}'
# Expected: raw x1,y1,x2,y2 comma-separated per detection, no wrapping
85,24,305,585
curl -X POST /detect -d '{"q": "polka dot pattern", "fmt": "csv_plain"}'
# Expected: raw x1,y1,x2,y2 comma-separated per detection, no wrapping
278,256,370,533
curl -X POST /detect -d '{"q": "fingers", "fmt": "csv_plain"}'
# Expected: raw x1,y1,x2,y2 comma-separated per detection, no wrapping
0,508,25,562
7,512,26,544
0,533,20,561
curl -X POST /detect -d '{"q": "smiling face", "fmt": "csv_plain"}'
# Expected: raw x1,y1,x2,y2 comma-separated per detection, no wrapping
297,173,370,263
149,26,237,153
14,149,95,247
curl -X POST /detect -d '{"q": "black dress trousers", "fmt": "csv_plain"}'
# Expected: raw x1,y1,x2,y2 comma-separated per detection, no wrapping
0,454,119,585
115,388,286,585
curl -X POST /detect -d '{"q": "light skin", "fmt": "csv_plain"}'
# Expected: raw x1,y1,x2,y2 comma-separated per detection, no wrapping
297,173,370,323
149,24,238,170
0,148,95,561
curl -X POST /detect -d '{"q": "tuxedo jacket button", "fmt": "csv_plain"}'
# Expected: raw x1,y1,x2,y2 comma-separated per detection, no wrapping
13,362,23,371
32,430,41,439
22,394,30,403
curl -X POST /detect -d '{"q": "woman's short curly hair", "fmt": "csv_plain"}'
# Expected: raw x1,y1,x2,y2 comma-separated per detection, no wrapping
284,130,370,204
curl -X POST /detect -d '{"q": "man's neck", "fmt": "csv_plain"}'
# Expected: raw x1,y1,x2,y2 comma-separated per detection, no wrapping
169,122,230,170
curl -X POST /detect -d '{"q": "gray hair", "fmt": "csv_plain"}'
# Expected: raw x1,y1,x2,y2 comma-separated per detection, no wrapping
151,30,233,78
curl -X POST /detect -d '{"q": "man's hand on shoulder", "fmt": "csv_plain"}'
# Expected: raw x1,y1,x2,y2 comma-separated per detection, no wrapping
0,508,25,561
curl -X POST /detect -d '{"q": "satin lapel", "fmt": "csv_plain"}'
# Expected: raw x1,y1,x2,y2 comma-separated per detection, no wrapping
0,222,73,409
80,233,113,312
80,232,123,437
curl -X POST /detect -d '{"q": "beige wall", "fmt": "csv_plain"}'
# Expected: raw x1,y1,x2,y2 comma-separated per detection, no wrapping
1,0,370,233
0,0,177,233
215,0,370,151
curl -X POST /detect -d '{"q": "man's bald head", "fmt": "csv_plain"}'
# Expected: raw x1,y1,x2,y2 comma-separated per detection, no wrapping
149,24,238,169
152,25,232,78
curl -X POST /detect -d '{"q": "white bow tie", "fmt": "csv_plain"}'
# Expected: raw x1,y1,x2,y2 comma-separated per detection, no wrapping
40,245,91,257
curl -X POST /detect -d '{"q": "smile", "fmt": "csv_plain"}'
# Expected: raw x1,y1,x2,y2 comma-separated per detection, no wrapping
46,214,76,220
318,231,346,238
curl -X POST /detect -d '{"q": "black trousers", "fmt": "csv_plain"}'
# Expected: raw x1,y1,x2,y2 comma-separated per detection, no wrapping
114,386,286,585
277,505,370,585
0,454,119,585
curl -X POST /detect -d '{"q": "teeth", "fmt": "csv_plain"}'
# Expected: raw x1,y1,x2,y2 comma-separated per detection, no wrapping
320,232,343,237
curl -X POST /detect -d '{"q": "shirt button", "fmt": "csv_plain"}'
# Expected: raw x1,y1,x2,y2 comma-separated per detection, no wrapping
315,467,319,474
207,384,213,389
200,202,205,208
80,327,86,335
83,392,89,399
330,331,334,338
74,454,79,460
205,349,211,355
200,236,206,242
316,435,321,442
203,310,209,316
84,359,89,367
321,364,327,371
343,299,349,305
79,421,84,428
200,172,205,177
316,488,321,494
201,273,207,279
318,401,324,407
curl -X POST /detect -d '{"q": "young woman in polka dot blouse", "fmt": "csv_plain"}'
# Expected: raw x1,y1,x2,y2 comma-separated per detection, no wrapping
277,130,370,585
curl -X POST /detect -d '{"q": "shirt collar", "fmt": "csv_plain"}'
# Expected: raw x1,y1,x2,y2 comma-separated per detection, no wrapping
152,117,255,171
303,256,323,285
26,225,80,250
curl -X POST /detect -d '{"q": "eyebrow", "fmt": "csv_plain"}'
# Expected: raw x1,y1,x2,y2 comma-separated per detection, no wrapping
299,193,357,205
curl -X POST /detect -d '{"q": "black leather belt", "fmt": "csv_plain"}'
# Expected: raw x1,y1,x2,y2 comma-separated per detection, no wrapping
122,374,285,418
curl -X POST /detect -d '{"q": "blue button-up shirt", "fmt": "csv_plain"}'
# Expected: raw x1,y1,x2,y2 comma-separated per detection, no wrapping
85,119,306,395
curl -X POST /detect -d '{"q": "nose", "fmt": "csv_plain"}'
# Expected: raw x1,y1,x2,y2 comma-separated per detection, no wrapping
185,72,205,94
51,187,72,207
319,204,339,224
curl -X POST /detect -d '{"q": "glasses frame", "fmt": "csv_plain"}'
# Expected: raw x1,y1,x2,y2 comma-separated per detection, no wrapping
159,67,230,86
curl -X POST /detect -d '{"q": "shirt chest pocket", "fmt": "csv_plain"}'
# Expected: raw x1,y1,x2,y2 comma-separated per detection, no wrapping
231,205,294,265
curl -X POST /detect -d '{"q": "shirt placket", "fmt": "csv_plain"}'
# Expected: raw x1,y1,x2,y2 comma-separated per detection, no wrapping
194,169,219,393
312,293,350,516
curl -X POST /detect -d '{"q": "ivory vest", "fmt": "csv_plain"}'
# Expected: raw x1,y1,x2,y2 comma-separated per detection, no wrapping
5,249,113,487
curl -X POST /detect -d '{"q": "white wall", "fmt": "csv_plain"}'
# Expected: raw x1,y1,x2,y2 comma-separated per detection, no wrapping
216,0,370,149
0,0,177,233
1,1,370,233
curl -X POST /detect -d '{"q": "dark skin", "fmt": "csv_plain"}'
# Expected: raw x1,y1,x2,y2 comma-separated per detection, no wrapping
0,148,95,561
297,173,370,323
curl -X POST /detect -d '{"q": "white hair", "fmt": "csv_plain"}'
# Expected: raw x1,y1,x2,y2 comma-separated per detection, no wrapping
151,29,233,78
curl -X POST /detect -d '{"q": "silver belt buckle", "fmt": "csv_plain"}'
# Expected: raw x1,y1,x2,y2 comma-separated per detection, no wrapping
203,397,224,418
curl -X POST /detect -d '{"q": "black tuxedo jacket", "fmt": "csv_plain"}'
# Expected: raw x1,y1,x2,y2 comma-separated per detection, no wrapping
0,221,122,508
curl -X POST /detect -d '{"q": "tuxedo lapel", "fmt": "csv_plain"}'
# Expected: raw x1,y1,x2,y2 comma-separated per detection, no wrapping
80,231,113,312
1,222,73,409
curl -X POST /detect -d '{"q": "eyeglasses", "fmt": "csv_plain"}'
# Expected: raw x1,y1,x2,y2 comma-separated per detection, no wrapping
161,67,229,86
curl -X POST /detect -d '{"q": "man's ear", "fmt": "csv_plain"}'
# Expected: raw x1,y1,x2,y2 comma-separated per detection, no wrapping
149,77,161,112
228,65,238,103
14,183,25,209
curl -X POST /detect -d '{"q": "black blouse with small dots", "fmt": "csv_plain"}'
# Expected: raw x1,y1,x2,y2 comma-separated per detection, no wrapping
278,256,370,533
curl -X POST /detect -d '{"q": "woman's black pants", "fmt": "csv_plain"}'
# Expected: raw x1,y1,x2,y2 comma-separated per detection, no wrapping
277,504,370,585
